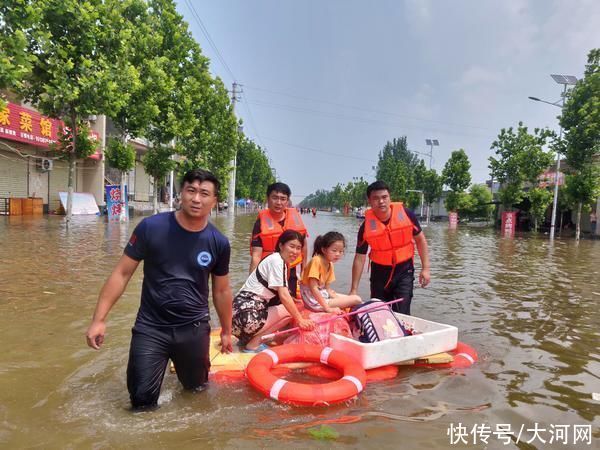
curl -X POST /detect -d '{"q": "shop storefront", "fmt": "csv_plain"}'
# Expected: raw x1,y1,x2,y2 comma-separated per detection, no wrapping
0,102,105,213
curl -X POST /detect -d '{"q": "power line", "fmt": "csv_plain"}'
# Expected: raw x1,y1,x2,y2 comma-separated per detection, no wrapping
244,84,494,132
261,136,377,163
245,98,491,140
241,96,268,150
184,0,237,82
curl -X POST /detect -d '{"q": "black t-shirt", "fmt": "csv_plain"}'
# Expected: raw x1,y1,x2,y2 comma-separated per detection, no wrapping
355,207,422,273
124,212,230,327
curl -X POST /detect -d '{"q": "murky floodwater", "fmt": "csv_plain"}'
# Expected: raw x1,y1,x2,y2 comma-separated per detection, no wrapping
1,212,598,449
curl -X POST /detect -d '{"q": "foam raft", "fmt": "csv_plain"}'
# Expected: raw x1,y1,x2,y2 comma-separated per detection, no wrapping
204,326,477,384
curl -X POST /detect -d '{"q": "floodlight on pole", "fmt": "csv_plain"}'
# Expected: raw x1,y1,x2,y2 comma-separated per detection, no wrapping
528,73,577,241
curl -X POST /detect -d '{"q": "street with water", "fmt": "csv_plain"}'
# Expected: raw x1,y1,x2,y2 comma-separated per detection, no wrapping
1,212,599,448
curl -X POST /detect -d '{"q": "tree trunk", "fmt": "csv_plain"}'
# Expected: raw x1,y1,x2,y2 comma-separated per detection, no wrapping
120,171,127,222
559,210,563,236
120,135,129,222
576,202,582,241
66,111,78,228
153,179,158,214
533,217,538,232
66,150,75,228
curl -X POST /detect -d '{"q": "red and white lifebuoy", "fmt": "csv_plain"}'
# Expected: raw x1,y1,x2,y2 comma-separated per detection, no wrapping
414,341,478,369
246,344,367,406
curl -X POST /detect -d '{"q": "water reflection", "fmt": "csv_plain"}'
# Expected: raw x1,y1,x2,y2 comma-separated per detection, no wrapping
0,213,598,448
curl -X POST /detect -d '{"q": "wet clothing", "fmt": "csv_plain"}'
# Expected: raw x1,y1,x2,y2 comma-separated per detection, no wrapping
125,212,230,327
127,319,211,409
232,253,287,344
123,212,230,408
231,291,269,345
356,208,421,315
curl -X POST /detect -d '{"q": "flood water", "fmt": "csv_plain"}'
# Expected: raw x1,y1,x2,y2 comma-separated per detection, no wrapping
1,212,599,449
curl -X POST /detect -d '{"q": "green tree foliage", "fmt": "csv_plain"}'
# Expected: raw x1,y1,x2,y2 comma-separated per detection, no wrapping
464,184,494,221
0,2,38,107
235,137,274,202
442,149,472,214
421,168,443,213
527,187,553,232
105,138,136,173
3,0,137,224
375,137,420,201
142,144,176,213
560,48,600,239
299,177,369,210
489,122,555,210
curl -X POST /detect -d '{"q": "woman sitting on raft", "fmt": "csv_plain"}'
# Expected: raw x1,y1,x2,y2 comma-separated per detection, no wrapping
232,230,315,352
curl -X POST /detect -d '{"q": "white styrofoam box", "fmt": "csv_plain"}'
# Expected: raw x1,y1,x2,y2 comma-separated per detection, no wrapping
329,313,458,369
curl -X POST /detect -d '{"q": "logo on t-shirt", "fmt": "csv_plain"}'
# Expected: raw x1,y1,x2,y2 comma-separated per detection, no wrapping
197,251,213,267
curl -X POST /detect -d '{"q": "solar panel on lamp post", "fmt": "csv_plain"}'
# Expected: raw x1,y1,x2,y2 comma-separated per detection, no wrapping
528,74,577,241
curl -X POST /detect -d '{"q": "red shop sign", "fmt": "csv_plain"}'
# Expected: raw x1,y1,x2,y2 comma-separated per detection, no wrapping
0,102,62,148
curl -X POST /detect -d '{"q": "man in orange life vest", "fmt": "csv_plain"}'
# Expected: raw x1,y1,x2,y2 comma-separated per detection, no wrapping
349,180,430,315
250,182,307,299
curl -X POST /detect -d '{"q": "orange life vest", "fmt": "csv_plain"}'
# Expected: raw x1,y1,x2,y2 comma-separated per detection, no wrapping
254,208,307,266
363,202,414,266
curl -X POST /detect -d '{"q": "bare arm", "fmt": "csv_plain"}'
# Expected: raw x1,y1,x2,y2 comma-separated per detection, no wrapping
249,246,262,274
86,254,140,349
212,273,233,353
276,286,314,330
349,253,366,295
414,232,430,287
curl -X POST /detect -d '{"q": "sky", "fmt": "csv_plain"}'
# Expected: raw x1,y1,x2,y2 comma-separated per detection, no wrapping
176,0,600,203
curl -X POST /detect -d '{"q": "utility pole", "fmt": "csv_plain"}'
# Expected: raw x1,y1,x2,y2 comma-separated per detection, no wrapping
228,82,241,216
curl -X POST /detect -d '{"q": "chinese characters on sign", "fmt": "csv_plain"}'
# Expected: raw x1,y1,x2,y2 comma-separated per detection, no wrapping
106,185,129,221
501,211,517,236
449,212,458,229
448,423,592,446
0,102,61,147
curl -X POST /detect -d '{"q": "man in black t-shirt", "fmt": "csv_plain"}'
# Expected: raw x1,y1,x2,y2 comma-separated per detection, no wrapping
86,169,233,410
350,181,430,315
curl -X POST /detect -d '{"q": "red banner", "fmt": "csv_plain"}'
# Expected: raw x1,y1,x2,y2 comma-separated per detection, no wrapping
0,102,101,159
538,170,564,188
449,211,458,229
0,102,62,148
501,211,517,236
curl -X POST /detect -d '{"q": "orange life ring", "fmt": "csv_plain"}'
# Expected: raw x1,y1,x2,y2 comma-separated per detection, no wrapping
305,363,399,382
414,341,478,369
246,344,367,406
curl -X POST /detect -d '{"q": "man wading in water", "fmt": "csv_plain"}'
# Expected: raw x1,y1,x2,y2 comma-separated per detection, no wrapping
86,169,233,410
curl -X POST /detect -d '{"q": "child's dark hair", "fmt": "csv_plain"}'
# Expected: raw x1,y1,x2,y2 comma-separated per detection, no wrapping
276,229,305,252
180,169,220,197
313,231,345,256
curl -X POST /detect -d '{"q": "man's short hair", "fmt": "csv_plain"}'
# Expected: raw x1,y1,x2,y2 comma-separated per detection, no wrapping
180,169,220,197
366,180,390,198
266,182,291,198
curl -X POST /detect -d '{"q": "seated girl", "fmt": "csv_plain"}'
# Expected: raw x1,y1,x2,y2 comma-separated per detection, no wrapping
300,231,362,313
232,230,315,352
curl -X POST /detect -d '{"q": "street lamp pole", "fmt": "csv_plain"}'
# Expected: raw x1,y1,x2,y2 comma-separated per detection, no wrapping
424,139,439,224
528,74,577,241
